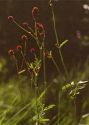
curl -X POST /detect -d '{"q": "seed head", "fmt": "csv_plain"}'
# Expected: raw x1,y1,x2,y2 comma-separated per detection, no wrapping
8,49,14,55
21,35,28,41
36,23,44,30
32,6,39,20
8,16,14,22
22,22,29,27
45,50,52,59
49,0,53,7
16,45,22,51
30,48,35,53
36,22,45,37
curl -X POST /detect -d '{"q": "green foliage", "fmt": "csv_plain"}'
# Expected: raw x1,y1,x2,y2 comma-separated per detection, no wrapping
28,57,41,76
0,76,56,125
62,80,88,99
32,104,55,124
59,40,69,49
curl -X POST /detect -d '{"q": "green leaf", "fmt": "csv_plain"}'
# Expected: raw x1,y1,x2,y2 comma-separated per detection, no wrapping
44,104,55,111
18,69,26,75
40,118,50,123
62,83,71,91
59,40,68,48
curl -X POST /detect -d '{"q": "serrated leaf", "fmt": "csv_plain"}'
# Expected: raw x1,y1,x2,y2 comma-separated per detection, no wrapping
59,40,68,48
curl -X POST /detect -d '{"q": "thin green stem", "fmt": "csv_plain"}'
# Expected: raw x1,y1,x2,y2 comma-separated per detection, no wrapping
57,90,61,125
34,21,40,49
42,29,47,104
51,5,68,78
51,56,60,74
74,97,77,124
34,76,40,125
43,49,47,93
59,49,68,78
13,20,36,40
30,73,33,89
34,20,47,96
21,51,29,68
28,26,35,34
20,40,27,70
13,20,41,49
39,47,43,60
24,40,26,56
12,55,19,73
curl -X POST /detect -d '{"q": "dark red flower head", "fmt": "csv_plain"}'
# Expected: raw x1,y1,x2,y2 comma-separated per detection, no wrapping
8,16,14,22
30,48,35,53
21,35,28,41
22,22,29,27
16,45,22,51
36,23,44,31
36,23,45,37
8,49,14,55
32,6,39,20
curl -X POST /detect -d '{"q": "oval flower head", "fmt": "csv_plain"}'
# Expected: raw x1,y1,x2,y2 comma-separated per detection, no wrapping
30,48,35,53
22,22,29,27
36,22,45,38
16,45,22,51
8,49,14,55
8,16,14,22
21,35,28,41
32,6,39,20
36,23,44,31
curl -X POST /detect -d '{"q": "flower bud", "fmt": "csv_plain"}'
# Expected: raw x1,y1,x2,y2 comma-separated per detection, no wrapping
30,48,35,53
16,45,22,51
21,35,28,41
8,16,14,22
22,22,29,27
8,49,14,55
32,6,39,20
36,22,45,37
36,23,44,30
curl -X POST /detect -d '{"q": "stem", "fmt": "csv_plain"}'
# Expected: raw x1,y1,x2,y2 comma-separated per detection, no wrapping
34,76,40,125
57,90,62,125
43,47,47,96
39,47,43,60
51,56,60,74
12,55,19,73
34,20,46,124
13,20,36,40
34,20,47,97
28,26,35,34
21,51,29,68
74,96,77,124
42,29,47,104
13,20,41,49
59,50,68,78
30,73,33,89
34,21,40,49
20,40,27,70
51,5,68,78
24,40,26,56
